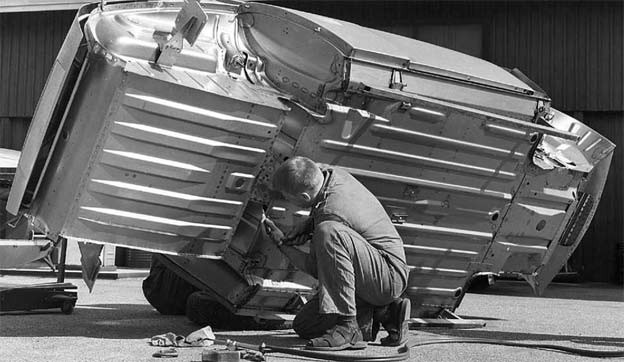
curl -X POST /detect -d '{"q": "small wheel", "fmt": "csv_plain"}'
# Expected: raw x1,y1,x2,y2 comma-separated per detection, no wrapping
61,301,75,315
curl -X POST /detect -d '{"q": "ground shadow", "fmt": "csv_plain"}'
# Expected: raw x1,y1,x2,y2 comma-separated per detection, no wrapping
0,303,195,339
425,328,624,348
471,280,624,302
0,303,294,340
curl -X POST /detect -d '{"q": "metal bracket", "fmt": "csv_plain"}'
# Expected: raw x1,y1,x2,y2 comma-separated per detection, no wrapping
390,69,406,90
154,0,207,67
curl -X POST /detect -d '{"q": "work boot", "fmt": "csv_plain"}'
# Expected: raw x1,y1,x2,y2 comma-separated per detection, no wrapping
375,298,411,346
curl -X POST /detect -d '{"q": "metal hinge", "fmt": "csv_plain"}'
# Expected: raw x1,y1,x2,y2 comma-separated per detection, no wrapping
154,0,207,68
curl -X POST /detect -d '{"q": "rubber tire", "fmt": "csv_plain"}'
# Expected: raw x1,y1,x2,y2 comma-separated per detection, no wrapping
61,301,75,315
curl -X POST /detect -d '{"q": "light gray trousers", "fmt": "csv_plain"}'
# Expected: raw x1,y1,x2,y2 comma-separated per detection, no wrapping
293,220,405,339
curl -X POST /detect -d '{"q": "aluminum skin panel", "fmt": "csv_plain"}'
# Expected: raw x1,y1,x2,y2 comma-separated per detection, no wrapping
34,59,285,256
6,5,94,215
282,93,530,316
240,3,531,91
24,2,289,258
238,2,548,119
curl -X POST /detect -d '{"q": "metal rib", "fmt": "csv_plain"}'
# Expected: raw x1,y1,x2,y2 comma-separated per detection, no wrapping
322,140,517,180
396,223,493,240
100,149,211,183
88,179,242,215
123,92,277,138
362,86,579,141
111,121,266,165
409,266,468,278
403,244,479,258
78,207,232,240
371,124,526,159
342,167,512,200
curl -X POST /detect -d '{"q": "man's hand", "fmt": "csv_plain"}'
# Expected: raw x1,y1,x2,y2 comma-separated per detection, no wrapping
262,214,285,246
284,220,312,246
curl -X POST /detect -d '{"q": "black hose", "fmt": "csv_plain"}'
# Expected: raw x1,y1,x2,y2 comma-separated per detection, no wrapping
220,337,624,361
409,338,624,358
263,343,409,362
217,338,409,361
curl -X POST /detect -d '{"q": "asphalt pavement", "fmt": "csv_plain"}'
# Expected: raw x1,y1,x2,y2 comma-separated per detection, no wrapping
0,275,622,362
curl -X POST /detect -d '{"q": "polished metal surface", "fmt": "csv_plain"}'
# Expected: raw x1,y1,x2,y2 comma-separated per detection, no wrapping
5,1,615,320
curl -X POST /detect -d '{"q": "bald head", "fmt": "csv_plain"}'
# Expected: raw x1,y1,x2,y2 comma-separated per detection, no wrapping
272,157,324,207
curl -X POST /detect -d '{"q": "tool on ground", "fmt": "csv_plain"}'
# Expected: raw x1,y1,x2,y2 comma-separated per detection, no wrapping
150,326,215,347
152,347,179,358
202,349,264,362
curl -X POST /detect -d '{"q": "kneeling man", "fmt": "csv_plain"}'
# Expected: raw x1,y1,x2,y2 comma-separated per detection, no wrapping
268,156,411,350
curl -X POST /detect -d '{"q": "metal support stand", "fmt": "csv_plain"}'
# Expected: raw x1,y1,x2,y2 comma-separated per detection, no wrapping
0,237,77,314
409,309,487,329
56,237,68,283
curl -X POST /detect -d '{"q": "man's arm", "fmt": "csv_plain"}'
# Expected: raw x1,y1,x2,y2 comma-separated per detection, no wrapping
285,217,314,243
277,245,316,277
263,215,316,277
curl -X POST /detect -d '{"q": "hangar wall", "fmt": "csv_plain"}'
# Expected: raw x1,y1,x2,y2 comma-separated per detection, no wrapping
0,10,75,150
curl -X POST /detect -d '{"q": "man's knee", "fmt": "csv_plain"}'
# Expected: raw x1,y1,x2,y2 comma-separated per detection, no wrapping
313,220,361,260
292,297,337,339
313,221,350,249
314,220,342,239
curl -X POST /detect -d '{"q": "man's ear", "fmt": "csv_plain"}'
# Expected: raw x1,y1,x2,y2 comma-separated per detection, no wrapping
299,192,312,202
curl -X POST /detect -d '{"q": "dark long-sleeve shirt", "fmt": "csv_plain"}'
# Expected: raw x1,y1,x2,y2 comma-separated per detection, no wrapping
310,166,410,286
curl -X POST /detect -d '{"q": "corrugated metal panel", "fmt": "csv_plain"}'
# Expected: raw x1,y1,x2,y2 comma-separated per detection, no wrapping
125,249,152,268
488,2,623,111
571,111,623,282
0,0,90,13
0,117,29,150
0,11,74,117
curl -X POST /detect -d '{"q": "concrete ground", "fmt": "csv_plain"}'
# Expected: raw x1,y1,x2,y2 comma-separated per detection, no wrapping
0,275,622,362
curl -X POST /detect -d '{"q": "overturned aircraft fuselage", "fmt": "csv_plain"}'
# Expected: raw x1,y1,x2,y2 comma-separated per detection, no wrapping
5,1,615,319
